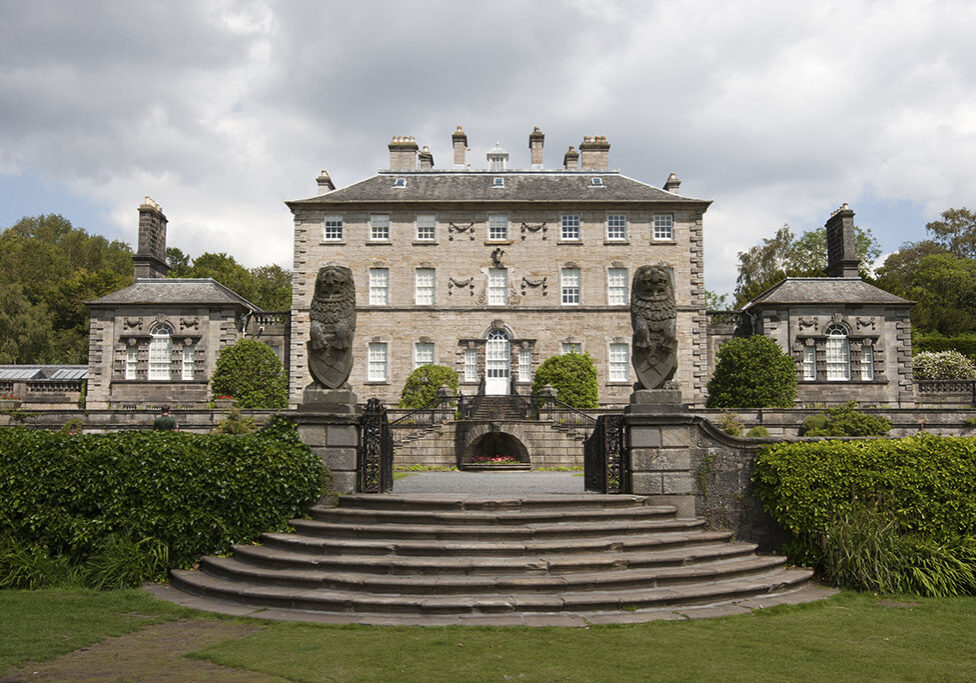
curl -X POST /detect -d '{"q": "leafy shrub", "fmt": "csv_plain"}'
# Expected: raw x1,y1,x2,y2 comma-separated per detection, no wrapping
0,538,78,589
213,406,257,434
706,336,796,408
746,425,770,438
716,411,744,437
754,435,976,594
531,352,599,410
912,350,976,380
210,338,288,409
0,416,323,579
799,401,891,436
399,364,459,409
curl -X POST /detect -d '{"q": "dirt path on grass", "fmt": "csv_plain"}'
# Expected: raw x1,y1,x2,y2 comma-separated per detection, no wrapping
1,620,286,682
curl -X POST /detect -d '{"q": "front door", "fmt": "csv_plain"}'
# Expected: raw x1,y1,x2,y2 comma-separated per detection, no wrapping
485,330,511,395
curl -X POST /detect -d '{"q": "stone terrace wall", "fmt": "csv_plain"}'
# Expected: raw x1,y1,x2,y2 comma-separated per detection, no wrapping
0,409,278,433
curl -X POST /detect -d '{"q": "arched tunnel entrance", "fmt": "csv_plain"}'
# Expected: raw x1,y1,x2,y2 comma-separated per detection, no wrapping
463,431,530,466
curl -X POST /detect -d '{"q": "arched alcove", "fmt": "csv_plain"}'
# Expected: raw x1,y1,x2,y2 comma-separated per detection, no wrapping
463,431,530,464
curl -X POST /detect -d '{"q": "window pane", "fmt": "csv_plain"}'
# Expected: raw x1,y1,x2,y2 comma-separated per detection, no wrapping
464,348,478,382
561,215,580,241
608,268,627,305
606,214,626,240
518,348,532,382
488,268,507,305
653,214,673,240
370,214,389,241
561,268,580,305
324,215,343,241
182,343,195,381
416,214,436,241
488,214,508,241
126,346,138,380
415,268,435,305
803,346,816,381
861,347,874,381
414,342,434,369
369,268,389,305
368,342,388,381
609,343,629,382
149,325,172,380
825,329,851,381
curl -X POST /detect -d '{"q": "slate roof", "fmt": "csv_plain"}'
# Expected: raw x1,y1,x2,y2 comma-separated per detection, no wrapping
0,365,88,381
287,171,710,206
744,278,913,308
86,278,258,309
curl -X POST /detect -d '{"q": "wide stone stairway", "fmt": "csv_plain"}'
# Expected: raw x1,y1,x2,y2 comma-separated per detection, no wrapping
165,494,830,625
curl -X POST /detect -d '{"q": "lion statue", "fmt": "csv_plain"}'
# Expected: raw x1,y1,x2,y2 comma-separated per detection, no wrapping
630,264,677,389
308,265,356,389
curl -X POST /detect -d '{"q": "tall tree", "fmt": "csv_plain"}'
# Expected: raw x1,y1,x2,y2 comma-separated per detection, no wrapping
168,250,292,310
925,207,976,259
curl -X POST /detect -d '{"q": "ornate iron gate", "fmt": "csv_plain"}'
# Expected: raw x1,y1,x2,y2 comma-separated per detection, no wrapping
584,414,629,494
358,398,393,493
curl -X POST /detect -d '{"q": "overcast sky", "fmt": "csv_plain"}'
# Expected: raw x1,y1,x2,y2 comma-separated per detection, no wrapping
2,0,975,297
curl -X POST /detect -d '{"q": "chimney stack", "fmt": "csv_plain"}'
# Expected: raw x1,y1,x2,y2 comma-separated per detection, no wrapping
563,145,579,170
452,126,468,168
418,145,434,170
388,136,418,171
825,203,860,278
529,126,545,169
134,197,169,279
316,170,335,194
579,135,610,171
663,172,681,194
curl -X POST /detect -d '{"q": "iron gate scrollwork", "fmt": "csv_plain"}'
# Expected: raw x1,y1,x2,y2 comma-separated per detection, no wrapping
584,414,629,494
358,398,393,493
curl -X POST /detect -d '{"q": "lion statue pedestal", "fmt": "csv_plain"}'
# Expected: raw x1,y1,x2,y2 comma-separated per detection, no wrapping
626,264,684,414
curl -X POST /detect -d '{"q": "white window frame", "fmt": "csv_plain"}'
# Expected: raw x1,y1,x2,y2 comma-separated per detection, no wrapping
414,268,435,305
653,214,673,240
492,177,505,188
323,215,343,241
860,346,875,381
609,343,629,382
415,214,436,241
488,268,508,306
464,348,478,382
590,177,604,186
606,214,626,241
488,214,508,241
607,268,627,306
561,268,581,305
825,325,851,381
561,214,581,241
561,343,582,355
369,268,389,305
182,342,195,381
518,347,532,383
414,342,435,370
148,323,173,381
802,345,816,381
393,177,406,188
367,342,388,382
369,214,390,241
125,345,138,380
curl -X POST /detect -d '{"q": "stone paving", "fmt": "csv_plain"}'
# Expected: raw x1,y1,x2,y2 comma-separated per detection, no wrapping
393,471,585,495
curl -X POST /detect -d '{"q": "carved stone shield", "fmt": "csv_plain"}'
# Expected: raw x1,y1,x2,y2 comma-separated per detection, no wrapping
630,265,678,390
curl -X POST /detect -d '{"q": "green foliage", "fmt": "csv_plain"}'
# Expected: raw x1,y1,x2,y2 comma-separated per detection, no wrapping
912,350,976,380
398,365,459,409
799,401,891,437
716,411,744,436
735,224,881,307
0,539,78,589
706,336,797,409
530,352,599,410
0,416,322,576
213,406,257,434
0,214,133,364
81,535,170,590
925,207,976,259
913,334,976,358
746,425,770,438
704,289,731,310
60,419,84,435
167,249,292,310
210,339,288,409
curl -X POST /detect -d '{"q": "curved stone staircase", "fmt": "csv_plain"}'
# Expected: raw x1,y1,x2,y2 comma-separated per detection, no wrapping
165,494,830,626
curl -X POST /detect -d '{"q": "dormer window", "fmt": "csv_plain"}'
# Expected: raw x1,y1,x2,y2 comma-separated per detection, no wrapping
492,177,504,188
590,177,604,186
393,177,407,188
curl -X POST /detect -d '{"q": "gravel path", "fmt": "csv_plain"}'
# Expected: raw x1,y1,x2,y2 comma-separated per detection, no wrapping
393,471,585,495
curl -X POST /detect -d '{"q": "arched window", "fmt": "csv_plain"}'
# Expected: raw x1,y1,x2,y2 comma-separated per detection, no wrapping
825,324,851,381
149,323,173,380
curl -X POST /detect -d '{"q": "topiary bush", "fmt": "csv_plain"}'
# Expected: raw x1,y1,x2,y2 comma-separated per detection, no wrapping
210,338,288,409
0,416,323,587
531,352,599,410
399,364,459,409
912,350,976,380
746,425,770,438
799,401,891,437
706,335,796,409
753,435,976,595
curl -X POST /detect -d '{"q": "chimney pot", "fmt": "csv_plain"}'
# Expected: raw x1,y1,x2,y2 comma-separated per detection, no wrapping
452,125,468,168
663,172,681,194
316,170,335,193
563,145,579,170
388,135,419,171
579,135,610,171
418,145,434,170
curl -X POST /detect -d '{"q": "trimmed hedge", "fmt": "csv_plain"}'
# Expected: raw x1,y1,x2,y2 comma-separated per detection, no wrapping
211,338,289,409
753,435,976,540
914,335,976,358
706,335,796,408
0,417,324,569
399,364,459,409
531,352,599,410
799,401,891,437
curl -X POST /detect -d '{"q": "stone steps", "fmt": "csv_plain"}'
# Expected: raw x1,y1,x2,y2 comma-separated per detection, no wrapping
166,494,822,624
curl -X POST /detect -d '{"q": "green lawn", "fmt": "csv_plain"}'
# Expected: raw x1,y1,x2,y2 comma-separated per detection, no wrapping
3,589,976,681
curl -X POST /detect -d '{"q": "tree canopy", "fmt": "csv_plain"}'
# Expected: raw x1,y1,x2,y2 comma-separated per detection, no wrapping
734,224,881,307
166,248,291,310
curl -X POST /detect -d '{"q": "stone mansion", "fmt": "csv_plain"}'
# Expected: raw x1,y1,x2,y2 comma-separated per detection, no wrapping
65,126,915,410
